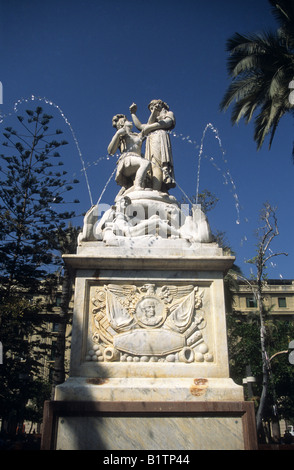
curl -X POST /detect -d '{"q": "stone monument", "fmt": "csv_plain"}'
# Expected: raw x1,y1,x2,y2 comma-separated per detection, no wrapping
41,100,258,450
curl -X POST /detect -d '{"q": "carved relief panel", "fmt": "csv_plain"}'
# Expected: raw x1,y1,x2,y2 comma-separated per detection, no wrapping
85,282,213,364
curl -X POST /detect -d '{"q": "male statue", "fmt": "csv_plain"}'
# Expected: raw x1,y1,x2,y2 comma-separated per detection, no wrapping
108,114,151,197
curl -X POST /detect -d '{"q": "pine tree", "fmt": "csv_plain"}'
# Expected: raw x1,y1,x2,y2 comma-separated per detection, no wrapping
0,106,79,296
0,107,79,433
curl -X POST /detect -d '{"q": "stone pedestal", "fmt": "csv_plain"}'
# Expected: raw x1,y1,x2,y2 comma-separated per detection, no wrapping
42,400,257,450
41,238,258,450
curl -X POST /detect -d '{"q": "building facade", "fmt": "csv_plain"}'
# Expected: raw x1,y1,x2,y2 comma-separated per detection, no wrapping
232,279,294,319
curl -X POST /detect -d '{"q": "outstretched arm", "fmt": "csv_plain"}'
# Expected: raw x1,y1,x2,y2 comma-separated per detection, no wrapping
129,103,145,131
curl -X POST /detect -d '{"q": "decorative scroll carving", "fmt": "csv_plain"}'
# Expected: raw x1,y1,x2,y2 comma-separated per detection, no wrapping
86,283,213,363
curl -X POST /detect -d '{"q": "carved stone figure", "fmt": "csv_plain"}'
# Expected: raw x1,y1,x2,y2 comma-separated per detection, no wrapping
179,205,212,243
78,196,212,245
130,100,176,192
107,114,151,197
77,204,98,243
97,196,180,243
78,100,213,246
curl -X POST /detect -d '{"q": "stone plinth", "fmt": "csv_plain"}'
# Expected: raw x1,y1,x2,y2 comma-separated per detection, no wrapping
62,242,239,387
41,239,257,450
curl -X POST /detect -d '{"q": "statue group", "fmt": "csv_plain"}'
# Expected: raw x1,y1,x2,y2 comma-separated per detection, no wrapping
108,99,176,196
78,99,212,245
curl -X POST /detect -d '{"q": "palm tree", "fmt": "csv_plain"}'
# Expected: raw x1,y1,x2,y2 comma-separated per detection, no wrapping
220,0,294,153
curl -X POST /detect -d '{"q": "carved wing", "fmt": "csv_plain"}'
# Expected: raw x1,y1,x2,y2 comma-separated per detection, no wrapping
105,284,137,298
174,285,195,299
163,285,194,299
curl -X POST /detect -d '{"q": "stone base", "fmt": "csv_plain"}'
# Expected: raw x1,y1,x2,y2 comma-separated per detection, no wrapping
41,400,258,450
41,378,255,450
54,377,244,402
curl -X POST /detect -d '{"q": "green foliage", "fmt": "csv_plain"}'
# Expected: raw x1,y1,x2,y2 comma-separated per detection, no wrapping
0,297,46,424
227,310,262,386
220,0,294,153
267,320,294,421
0,107,79,431
0,107,79,296
227,312,294,421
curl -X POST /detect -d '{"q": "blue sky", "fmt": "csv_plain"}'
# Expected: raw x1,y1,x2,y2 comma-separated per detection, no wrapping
1,0,293,279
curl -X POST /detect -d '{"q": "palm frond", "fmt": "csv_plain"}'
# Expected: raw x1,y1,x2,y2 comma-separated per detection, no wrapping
268,107,285,148
226,32,267,55
269,1,294,50
221,20,294,151
231,96,259,124
269,0,294,27
230,54,264,78
253,99,285,149
220,74,261,111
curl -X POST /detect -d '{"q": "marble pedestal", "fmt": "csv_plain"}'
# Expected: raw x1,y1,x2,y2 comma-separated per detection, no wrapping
41,239,257,450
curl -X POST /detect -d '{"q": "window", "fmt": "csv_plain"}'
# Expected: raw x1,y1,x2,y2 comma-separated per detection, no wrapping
278,297,287,308
246,296,257,308
52,322,59,333
50,341,57,361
